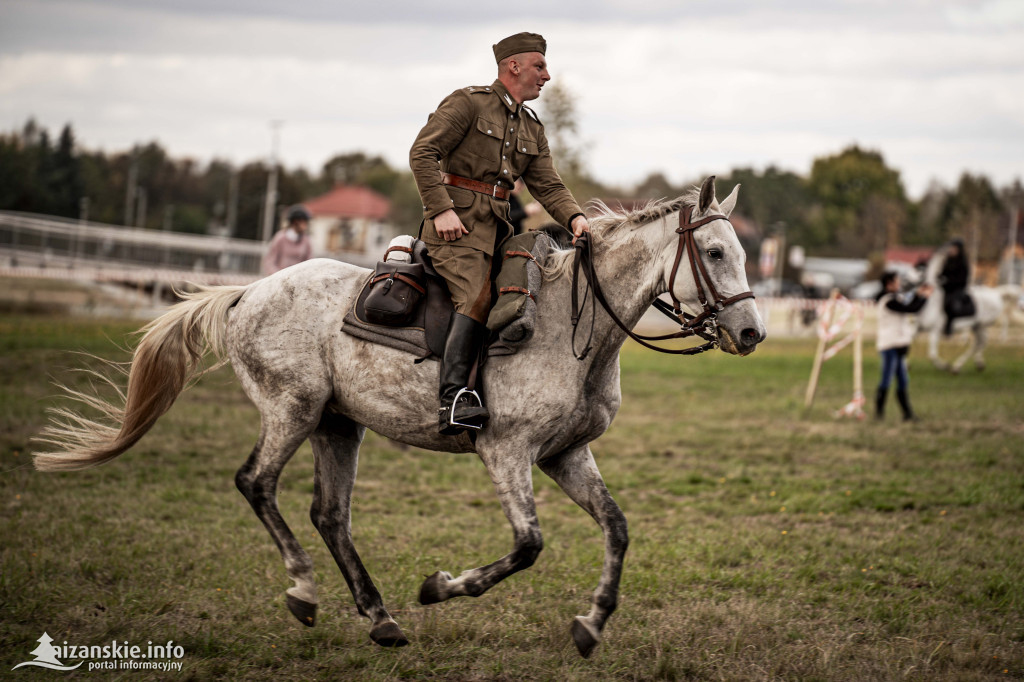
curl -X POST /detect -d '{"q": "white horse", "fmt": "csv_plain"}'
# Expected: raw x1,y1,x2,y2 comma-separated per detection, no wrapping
916,244,1004,372
33,177,765,658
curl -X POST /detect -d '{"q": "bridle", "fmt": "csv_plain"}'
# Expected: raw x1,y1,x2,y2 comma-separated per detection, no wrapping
571,205,755,359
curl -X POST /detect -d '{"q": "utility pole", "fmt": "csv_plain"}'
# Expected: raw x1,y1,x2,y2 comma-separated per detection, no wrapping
163,204,174,266
136,188,147,228
261,120,283,243
124,147,138,227
1009,206,1020,285
74,196,89,264
227,169,239,237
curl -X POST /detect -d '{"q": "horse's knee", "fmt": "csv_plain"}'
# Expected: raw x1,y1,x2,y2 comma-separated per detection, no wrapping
309,505,346,539
515,530,544,569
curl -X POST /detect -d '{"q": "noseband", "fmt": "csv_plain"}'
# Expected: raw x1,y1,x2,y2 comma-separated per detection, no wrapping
571,205,755,359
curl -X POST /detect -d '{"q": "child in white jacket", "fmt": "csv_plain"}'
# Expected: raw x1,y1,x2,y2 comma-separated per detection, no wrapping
875,272,933,421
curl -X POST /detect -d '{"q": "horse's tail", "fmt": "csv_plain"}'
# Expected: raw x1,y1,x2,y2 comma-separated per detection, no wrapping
33,285,248,472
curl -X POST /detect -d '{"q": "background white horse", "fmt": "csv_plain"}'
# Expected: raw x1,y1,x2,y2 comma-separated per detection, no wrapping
33,177,764,658
916,244,1004,372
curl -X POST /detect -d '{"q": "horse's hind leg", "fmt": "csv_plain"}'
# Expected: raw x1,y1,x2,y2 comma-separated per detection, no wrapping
308,411,408,647
235,405,324,627
418,452,543,605
539,445,628,659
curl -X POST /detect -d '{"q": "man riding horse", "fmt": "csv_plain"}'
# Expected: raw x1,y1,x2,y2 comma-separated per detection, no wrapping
410,32,591,435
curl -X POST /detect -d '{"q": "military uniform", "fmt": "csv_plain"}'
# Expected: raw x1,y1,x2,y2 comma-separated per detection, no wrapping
411,31,583,435
410,78,583,321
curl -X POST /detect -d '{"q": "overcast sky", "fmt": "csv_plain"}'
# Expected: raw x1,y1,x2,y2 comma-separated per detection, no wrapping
2,0,1022,198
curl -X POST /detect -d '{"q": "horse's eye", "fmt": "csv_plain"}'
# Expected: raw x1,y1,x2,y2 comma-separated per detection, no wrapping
707,248,723,260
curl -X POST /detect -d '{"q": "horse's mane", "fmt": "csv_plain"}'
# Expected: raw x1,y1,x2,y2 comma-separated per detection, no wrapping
541,192,698,281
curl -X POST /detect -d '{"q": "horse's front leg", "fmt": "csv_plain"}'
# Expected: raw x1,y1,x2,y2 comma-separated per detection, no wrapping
418,452,543,604
539,445,628,659
928,329,950,370
971,326,987,371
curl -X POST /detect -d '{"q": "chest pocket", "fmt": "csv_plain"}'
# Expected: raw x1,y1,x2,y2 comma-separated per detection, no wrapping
466,116,504,162
517,136,539,156
475,116,504,140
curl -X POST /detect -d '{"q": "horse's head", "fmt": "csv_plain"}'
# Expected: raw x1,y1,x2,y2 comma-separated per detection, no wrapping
664,176,766,356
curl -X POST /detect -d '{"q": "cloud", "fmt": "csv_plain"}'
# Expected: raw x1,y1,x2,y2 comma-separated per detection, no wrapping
1,0,1022,198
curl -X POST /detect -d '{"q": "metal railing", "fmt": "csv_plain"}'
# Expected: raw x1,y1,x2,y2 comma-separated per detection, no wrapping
0,211,265,276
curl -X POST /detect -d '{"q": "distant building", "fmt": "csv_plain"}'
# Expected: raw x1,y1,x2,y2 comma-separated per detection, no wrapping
884,246,933,272
800,257,871,297
302,184,394,261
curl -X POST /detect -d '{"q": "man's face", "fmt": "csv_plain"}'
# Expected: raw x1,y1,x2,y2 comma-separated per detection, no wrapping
511,52,550,101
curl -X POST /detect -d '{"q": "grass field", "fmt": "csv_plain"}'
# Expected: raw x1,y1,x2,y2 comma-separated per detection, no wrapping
2,310,1023,681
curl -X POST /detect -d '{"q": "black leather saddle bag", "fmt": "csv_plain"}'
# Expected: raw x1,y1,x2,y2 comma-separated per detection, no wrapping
364,261,426,326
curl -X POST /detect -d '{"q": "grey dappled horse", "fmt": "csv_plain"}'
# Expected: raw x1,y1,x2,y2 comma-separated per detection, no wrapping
35,177,765,657
915,245,1003,373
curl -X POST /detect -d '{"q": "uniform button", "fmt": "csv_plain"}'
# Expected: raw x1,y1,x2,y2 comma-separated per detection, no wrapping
487,129,492,134
510,128,514,132
502,155,506,160
503,169,508,174
505,142,509,147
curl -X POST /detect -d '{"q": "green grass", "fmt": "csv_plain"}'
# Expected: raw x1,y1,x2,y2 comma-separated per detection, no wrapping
2,311,1023,681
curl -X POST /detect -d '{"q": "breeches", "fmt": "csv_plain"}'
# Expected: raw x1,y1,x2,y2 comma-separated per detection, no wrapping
878,346,909,392
425,242,493,324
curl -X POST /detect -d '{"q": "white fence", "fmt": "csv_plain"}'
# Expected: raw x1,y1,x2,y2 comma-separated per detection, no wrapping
0,210,265,281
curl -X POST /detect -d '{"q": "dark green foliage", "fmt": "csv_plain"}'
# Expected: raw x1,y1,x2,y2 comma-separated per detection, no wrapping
1,120,1020,262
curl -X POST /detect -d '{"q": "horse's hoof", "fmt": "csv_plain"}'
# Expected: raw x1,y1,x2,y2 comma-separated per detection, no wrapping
286,594,317,627
369,620,409,648
418,571,453,605
571,616,601,658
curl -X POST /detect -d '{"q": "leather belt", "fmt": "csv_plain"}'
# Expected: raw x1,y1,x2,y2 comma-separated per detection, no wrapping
441,172,510,200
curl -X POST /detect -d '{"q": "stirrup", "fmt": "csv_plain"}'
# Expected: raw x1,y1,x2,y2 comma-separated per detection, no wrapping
448,387,486,431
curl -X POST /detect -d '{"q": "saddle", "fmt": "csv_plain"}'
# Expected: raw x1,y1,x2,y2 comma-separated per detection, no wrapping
341,232,551,360
946,289,975,319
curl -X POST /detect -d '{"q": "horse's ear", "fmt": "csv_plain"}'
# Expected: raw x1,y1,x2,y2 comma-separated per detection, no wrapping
698,176,716,214
719,184,740,218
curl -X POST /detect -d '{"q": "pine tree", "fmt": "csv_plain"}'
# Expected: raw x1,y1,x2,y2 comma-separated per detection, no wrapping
28,632,62,665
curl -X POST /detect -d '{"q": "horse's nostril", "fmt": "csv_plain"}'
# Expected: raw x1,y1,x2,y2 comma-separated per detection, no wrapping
741,327,763,344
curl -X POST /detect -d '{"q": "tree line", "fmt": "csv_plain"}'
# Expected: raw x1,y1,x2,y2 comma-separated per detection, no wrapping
1,117,1021,264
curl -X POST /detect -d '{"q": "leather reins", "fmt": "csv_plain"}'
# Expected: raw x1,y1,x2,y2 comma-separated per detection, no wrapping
571,205,755,360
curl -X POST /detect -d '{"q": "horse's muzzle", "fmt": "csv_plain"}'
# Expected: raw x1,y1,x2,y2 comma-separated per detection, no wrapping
720,324,766,356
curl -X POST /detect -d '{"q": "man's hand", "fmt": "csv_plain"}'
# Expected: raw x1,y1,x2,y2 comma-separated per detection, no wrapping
434,209,470,241
571,215,590,244
917,284,935,297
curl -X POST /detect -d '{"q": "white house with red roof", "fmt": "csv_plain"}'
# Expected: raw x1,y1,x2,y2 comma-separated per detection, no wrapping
302,184,394,263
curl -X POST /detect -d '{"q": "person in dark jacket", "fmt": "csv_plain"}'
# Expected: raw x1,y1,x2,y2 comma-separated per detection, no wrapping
875,271,933,421
939,238,970,336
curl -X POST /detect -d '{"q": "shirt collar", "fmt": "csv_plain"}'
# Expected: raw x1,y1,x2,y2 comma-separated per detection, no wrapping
491,80,521,114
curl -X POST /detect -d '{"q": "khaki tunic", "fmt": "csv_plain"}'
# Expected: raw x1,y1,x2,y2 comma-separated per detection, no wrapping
410,79,583,320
